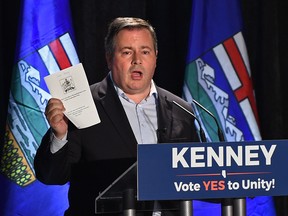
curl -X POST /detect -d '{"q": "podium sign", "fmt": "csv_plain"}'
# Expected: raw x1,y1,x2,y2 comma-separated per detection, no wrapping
137,140,288,201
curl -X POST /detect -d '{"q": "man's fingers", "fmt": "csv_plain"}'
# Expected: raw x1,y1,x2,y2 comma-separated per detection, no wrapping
45,99,65,116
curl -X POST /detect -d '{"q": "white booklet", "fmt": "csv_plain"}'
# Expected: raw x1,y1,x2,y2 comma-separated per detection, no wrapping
44,63,101,129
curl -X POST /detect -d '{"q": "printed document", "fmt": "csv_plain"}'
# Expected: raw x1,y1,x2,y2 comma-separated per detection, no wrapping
44,63,101,129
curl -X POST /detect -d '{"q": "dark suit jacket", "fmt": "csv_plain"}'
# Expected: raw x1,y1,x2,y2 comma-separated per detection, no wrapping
34,75,199,216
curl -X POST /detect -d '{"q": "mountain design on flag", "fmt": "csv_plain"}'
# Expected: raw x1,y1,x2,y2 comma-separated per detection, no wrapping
1,33,77,186
183,32,261,142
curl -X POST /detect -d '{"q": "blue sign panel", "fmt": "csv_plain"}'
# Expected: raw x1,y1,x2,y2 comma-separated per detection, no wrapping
137,140,288,201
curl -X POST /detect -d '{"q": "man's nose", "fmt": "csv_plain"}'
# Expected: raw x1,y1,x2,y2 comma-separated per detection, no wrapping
132,53,142,65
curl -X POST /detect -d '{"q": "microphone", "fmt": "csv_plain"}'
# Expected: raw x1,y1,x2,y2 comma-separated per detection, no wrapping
172,101,207,143
191,99,225,142
191,99,236,213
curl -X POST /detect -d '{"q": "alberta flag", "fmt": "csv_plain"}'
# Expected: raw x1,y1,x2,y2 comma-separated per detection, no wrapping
0,0,79,215
183,0,276,215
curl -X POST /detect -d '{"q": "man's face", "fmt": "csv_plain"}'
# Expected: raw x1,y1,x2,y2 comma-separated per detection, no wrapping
107,28,157,99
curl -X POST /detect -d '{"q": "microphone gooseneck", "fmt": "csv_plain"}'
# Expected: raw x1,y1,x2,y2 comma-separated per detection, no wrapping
192,99,225,142
172,101,207,143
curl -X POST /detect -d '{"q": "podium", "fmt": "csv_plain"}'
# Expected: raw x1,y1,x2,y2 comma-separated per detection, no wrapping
95,140,288,215
95,163,243,215
95,162,185,215
95,162,137,215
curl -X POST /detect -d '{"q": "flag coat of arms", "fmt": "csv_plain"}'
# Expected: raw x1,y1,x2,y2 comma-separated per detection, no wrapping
0,0,79,215
183,0,276,215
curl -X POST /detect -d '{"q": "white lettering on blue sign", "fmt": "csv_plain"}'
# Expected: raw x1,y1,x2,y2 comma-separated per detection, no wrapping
174,182,201,192
172,145,276,168
241,178,275,191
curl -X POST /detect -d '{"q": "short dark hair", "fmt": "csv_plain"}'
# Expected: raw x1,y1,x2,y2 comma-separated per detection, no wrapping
105,17,158,57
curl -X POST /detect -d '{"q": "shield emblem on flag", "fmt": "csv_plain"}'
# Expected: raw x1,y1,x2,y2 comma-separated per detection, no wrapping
184,32,261,142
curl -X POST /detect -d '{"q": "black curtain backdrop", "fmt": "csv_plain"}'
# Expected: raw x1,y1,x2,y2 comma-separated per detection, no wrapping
1,0,288,215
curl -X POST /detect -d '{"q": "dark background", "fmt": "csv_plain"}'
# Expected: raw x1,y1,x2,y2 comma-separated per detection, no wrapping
1,0,288,214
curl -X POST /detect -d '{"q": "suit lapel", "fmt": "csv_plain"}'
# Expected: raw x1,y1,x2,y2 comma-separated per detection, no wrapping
156,87,173,143
96,76,137,153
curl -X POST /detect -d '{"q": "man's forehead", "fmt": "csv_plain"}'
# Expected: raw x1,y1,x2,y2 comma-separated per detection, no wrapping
116,30,154,45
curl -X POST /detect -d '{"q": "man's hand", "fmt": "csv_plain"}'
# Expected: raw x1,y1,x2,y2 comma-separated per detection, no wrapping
45,98,68,139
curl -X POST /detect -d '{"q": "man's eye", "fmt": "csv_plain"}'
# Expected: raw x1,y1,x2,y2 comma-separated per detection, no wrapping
122,51,131,55
143,50,150,55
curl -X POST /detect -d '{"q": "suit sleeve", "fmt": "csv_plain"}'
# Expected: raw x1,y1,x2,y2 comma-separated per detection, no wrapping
34,127,81,185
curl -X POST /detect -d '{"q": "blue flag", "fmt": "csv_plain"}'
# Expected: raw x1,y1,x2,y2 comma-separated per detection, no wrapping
0,0,79,215
183,0,276,215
